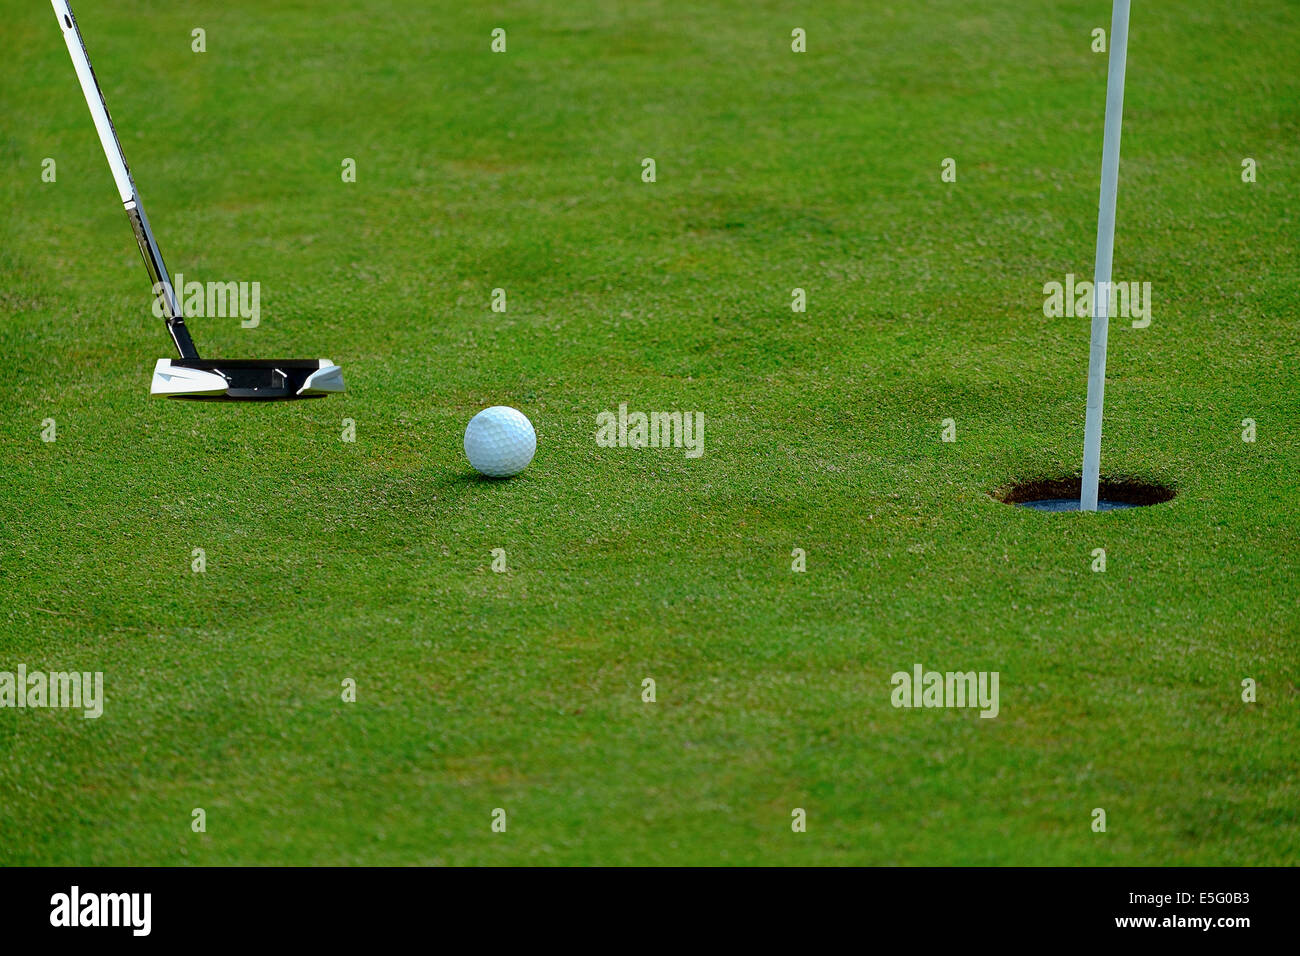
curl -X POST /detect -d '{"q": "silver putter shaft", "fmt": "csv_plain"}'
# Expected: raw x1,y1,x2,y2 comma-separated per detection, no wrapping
52,0,196,359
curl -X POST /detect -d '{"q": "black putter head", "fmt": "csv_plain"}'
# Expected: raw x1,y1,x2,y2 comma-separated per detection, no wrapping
151,358,345,401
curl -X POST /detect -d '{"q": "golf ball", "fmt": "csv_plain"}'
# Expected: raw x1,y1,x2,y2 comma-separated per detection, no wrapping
463,406,536,478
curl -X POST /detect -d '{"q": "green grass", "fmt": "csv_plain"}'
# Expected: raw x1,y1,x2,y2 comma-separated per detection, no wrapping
1,0,1297,865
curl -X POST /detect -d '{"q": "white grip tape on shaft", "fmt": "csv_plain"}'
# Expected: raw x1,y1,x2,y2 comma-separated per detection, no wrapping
52,0,135,204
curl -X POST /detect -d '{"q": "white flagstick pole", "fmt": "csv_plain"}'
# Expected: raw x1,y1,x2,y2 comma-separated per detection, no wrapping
1081,0,1131,511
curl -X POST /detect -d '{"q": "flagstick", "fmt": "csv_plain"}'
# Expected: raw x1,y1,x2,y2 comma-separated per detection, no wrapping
1081,0,1131,511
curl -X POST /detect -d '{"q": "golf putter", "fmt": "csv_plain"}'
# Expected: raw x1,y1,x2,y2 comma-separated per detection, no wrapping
51,0,344,400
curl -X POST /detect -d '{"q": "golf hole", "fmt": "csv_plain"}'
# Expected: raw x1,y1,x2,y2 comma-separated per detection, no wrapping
996,476,1175,513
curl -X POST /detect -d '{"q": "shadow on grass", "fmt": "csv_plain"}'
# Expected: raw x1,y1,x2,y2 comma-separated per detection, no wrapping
428,470,528,490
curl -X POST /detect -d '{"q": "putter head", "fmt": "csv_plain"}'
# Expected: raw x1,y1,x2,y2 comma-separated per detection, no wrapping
151,358,345,400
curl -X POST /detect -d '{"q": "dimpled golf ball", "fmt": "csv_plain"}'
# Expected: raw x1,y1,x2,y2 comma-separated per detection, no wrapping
464,406,536,478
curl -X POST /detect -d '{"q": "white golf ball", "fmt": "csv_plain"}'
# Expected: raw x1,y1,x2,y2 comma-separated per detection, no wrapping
463,406,536,478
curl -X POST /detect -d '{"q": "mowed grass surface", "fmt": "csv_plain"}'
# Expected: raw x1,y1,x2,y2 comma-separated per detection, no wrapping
1,0,1296,865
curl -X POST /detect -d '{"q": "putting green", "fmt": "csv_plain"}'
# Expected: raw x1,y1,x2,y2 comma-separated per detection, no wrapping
0,0,1296,865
